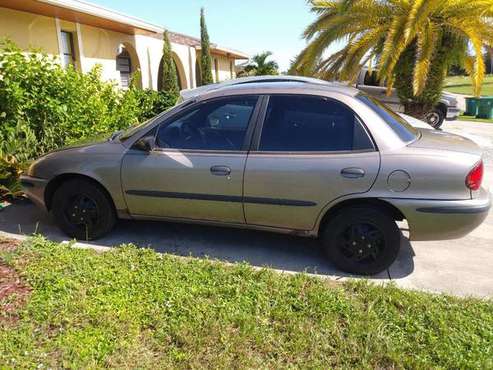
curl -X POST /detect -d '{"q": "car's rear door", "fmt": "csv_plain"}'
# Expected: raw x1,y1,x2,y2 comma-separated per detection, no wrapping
121,95,261,223
243,94,380,231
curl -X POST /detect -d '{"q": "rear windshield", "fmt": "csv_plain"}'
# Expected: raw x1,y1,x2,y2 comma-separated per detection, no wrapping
356,93,419,143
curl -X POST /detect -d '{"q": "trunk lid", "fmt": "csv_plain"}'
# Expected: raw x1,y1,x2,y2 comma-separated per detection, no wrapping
410,128,483,157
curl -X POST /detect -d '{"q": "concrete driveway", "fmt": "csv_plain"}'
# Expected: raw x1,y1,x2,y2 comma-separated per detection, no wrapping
1,120,492,297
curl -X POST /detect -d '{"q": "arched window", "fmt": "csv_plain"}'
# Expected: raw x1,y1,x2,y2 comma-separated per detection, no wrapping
116,48,132,89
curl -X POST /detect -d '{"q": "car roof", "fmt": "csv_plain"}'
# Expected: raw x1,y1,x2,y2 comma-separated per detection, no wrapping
180,76,360,101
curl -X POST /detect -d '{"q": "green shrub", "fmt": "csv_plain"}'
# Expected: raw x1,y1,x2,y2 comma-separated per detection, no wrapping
0,40,178,198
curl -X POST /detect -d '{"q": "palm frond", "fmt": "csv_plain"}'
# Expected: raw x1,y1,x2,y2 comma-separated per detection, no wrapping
413,21,436,95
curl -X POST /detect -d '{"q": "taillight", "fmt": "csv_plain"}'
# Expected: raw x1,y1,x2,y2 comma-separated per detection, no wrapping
466,160,483,191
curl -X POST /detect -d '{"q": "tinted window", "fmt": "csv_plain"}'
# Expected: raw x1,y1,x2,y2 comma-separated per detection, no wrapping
356,94,418,143
259,95,374,152
156,97,257,150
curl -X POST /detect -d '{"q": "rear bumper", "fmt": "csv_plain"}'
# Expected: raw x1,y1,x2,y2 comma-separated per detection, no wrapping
20,175,49,212
383,189,491,241
446,107,461,120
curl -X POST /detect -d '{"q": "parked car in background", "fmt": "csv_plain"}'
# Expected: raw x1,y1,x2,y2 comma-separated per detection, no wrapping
356,68,461,128
21,78,490,275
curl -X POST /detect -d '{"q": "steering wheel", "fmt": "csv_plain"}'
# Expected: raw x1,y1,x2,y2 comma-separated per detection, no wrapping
181,122,206,148
206,129,236,150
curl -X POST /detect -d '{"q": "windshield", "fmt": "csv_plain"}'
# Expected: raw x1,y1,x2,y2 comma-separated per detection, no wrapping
118,103,179,141
356,93,419,143
118,117,156,141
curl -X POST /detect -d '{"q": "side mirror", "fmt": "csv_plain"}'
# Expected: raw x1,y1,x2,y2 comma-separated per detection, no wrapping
134,136,155,152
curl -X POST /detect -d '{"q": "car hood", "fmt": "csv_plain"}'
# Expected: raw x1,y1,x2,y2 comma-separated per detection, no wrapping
47,140,125,156
27,140,126,178
440,91,458,106
410,128,483,157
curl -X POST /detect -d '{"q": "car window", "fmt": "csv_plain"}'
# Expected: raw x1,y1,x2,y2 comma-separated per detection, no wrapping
258,95,374,152
156,96,258,151
356,93,418,143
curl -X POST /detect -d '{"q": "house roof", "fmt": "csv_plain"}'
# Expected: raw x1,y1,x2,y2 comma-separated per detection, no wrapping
168,32,249,59
0,0,249,59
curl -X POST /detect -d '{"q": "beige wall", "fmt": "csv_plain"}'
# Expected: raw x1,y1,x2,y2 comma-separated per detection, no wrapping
198,51,237,84
81,24,140,86
214,54,236,82
0,7,59,55
0,6,243,91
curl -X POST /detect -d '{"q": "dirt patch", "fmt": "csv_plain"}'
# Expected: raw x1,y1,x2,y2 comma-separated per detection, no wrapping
0,237,21,252
0,237,30,323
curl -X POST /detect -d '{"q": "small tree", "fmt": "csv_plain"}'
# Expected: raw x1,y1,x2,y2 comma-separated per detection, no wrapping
160,31,179,94
199,8,214,85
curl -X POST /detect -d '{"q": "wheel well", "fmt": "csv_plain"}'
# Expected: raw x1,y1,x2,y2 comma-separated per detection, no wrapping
44,174,116,213
318,198,405,235
435,102,447,115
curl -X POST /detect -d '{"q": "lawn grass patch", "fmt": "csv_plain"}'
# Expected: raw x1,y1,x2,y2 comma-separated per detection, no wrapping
1,237,492,368
457,115,493,124
444,75,493,96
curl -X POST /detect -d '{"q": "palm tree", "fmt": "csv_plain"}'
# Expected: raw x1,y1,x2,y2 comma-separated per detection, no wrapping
240,52,279,76
291,0,493,116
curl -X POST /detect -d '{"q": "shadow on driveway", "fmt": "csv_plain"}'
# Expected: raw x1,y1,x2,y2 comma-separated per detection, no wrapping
0,200,415,280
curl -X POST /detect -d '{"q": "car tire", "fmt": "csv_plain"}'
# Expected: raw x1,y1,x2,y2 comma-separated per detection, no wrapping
321,206,401,275
52,179,116,241
424,108,445,129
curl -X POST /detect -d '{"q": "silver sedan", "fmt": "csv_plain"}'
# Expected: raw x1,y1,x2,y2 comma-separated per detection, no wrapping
21,78,491,275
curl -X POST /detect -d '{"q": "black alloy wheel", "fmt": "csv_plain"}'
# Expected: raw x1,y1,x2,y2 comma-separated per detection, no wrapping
321,206,401,275
52,179,116,240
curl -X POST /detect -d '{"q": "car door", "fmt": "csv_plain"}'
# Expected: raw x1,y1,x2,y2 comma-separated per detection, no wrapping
121,95,260,223
243,94,380,231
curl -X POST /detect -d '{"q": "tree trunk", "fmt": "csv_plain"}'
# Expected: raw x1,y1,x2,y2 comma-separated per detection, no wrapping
394,38,449,120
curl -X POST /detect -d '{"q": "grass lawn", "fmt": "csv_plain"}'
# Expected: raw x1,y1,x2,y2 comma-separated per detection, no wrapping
1,237,492,368
444,74,493,96
457,115,493,124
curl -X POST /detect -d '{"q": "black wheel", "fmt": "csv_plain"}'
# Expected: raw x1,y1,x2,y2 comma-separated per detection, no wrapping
52,179,116,240
424,109,445,129
321,206,401,275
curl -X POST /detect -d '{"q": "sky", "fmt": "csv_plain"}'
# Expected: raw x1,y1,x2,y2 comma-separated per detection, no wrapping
88,0,318,71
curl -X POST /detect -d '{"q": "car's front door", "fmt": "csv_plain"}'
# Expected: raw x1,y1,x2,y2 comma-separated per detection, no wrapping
121,95,260,223
243,95,380,231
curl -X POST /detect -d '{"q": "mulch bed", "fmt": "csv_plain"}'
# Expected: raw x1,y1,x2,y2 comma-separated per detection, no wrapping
0,238,30,324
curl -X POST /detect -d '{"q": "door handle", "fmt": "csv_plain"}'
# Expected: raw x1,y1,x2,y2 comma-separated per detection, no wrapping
210,165,231,176
341,167,365,179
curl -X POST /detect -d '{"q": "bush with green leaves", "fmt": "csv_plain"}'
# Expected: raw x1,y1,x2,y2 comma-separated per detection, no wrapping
0,40,177,198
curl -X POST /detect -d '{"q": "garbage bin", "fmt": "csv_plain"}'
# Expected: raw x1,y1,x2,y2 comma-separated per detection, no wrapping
465,97,480,116
477,97,493,119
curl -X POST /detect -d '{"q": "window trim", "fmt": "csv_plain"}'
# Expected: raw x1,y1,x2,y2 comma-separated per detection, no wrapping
144,94,263,154
249,94,378,155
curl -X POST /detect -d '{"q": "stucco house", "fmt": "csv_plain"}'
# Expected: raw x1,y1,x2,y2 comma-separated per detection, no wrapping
0,0,249,90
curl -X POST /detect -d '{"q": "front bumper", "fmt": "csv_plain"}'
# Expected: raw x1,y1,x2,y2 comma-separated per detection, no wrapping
446,107,461,120
383,188,491,241
20,175,49,212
